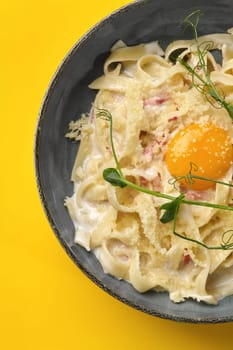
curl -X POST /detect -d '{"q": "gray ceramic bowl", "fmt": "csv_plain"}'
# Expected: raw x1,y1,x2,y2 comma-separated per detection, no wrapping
35,0,233,323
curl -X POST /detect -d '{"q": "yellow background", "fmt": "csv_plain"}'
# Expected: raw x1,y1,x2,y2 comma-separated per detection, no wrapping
1,1,233,349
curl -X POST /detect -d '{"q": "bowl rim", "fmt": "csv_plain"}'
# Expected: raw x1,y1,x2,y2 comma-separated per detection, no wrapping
34,0,233,324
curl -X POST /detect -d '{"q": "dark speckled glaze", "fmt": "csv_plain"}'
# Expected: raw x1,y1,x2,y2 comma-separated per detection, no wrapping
35,0,233,323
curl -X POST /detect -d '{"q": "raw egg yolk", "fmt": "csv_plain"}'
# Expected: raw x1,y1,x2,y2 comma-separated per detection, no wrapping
165,123,233,190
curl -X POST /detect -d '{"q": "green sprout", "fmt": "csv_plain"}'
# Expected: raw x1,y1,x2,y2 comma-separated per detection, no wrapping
97,109,233,250
178,10,233,120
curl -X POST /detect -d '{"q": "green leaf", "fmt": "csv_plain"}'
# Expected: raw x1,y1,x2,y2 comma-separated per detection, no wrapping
160,194,184,223
103,168,126,188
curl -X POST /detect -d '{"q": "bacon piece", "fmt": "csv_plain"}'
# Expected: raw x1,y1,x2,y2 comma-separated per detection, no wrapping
152,174,162,192
183,248,191,265
139,176,149,187
183,254,191,265
168,116,178,122
143,95,168,108
185,190,207,200
143,145,154,163
139,175,161,191
154,133,167,146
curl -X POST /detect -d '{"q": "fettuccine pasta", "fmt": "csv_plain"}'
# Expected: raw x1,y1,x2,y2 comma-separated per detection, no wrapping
66,31,233,304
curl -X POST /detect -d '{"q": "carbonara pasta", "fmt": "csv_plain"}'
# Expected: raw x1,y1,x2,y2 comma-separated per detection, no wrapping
66,30,233,304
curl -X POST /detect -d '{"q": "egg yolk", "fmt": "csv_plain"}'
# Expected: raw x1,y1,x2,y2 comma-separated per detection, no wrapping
165,123,233,190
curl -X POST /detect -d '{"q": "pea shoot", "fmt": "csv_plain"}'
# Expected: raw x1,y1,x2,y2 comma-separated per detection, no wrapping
97,109,233,250
179,10,233,120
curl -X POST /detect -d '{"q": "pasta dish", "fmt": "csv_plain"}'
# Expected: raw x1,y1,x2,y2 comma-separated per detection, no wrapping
65,14,233,304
